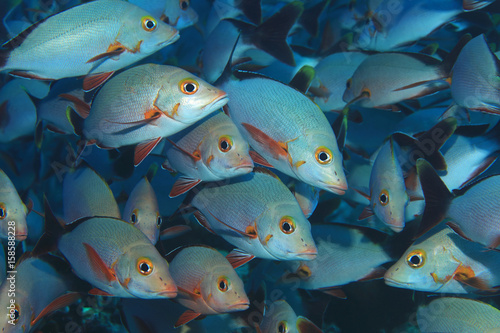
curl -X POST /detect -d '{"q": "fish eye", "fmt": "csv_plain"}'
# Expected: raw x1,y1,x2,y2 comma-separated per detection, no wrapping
218,135,233,152
142,16,157,32
315,146,332,165
156,214,162,228
406,250,425,268
179,79,199,95
280,216,296,234
217,276,229,292
278,321,288,333
131,209,139,224
379,189,389,206
137,258,153,275
179,0,190,10
10,304,20,324
0,203,6,220
362,88,371,98
346,78,352,89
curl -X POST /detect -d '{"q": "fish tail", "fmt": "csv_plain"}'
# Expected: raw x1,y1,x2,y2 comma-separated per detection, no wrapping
415,159,453,239
31,196,64,257
252,1,304,67
440,34,472,77
0,48,9,70
66,106,84,137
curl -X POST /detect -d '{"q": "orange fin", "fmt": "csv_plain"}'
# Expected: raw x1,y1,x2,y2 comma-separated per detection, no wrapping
358,206,374,220
226,248,255,269
249,150,274,168
241,122,288,160
134,137,162,166
446,221,474,242
169,176,202,198
296,316,323,333
357,267,387,282
205,208,258,238
83,71,115,92
83,242,116,283
193,210,217,234
159,225,192,240
31,292,81,326
166,138,201,162
59,93,91,118
319,287,346,299
88,288,114,297
175,310,202,328
456,275,491,290
86,48,125,64
177,286,202,299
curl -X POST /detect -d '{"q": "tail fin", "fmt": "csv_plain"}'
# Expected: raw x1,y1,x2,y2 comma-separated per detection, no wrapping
299,0,330,37
66,106,84,137
0,49,9,70
415,159,453,239
238,0,262,25
32,196,64,256
252,1,304,66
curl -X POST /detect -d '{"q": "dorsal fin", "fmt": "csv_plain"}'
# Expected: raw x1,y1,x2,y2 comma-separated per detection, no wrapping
2,16,50,50
165,244,215,263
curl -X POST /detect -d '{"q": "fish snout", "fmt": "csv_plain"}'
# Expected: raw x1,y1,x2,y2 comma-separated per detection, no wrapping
321,180,348,195
294,245,318,261
157,284,178,298
233,155,254,171
228,300,250,311
202,90,229,111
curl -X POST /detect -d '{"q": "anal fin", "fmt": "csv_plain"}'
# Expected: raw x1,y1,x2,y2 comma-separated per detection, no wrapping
169,176,202,198
83,71,115,92
175,310,202,328
134,137,162,166
31,292,81,326
226,248,255,269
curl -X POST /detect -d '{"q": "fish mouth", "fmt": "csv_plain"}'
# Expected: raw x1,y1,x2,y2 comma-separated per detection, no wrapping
158,30,180,47
202,92,229,111
156,288,178,298
383,277,410,288
320,182,348,195
15,234,27,241
289,249,317,260
233,160,254,171
228,301,250,310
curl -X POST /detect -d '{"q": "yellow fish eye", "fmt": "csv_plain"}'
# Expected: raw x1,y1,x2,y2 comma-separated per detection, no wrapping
156,214,162,228
218,135,233,152
137,257,154,275
346,78,352,89
179,0,190,10
362,88,372,98
179,78,199,95
280,216,295,234
379,189,389,206
0,202,6,219
217,276,229,292
406,250,426,268
8,304,20,324
315,146,332,165
278,320,288,333
131,209,139,224
142,16,157,32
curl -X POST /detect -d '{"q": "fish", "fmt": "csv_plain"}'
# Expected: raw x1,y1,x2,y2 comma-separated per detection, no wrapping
62,165,120,224
123,177,161,244
162,0,199,29
451,34,500,114
281,224,391,297
205,0,262,34
417,297,500,333
219,69,347,195
167,245,249,327
289,180,319,219
185,167,317,263
384,226,500,293
68,63,228,166
163,111,254,197
357,138,408,232
0,0,180,91
0,167,28,240
257,300,323,333
416,158,500,249
33,199,177,299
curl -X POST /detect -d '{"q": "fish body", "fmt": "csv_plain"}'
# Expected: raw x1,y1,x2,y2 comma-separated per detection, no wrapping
0,0,179,81
123,177,161,244
258,300,323,333
164,112,254,196
62,166,120,223
417,298,500,333
0,168,27,240
162,0,198,29
220,72,347,194
76,64,228,160
385,226,500,293
290,181,319,218
168,245,249,326
190,169,317,261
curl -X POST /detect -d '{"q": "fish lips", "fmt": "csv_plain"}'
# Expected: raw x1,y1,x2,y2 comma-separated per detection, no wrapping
157,30,180,48
320,181,348,195
202,93,229,112
289,249,318,260
156,288,178,298
383,276,411,288
15,233,27,241
228,301,250,311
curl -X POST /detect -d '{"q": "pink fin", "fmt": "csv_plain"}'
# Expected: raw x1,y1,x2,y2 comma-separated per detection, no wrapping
226,248,255,269
159,225,192,240
88,288,114,297
320,287,347,299
83,242,116,283
134,137,162,166
175,310,202,328
193,210,217,234
249,150,274,168
0,101,9,129
205,208,258,238
352,187,370,201
165,138,201,162
358,206,374,220
59,93,91,118
241,122,287,160
177,286,202,299
357,267,387,282
169,176,202,198
456,275,492,291
86,48,125,64
83,71,114,92
31,292,80,326
296,316,323,333
446,221,474,242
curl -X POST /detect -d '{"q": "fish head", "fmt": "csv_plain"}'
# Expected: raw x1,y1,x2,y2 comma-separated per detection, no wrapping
155,68,228,125
118,7,180,55
259,300,299,333
123,178,161,245
201,265,249,313
259,203,317,261
0,289,28,332
288,134,347,195
0,200,28,241
201,121,254,178
384,240,460,292
115,244,177,298
342,74,372,107
162,0,199,29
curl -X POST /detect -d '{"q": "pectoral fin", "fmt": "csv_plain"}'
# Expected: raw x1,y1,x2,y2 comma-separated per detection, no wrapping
83,71,115,92
83,243,116,283
159,225,192,240
193,210,216,235
358,206,374,220
175,310,202,328
59,93,91,118
86,47,125,64
296,316,323,333
241,122,288,160
88,288,114,296
249,150,274,168
31,292,81,326
226,248,255,269
169,176,202,198
134,137,162,166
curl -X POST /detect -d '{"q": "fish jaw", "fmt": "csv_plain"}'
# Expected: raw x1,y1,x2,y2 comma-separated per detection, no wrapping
157,29,180,48
320,181,348,195
383,276,413,289
155,287,178,298
227,301,250,311
201,92,229,112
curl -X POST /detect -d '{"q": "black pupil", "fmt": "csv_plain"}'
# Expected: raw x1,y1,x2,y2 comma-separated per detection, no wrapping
140,263,150,272
279,324,285,333
221,140,228,150
131,213,137,223
146,20,155,29
219,280,226,289
319,152,328,161
0,208,4,217
181,1,188,9
283,222,291,232
410,255,420,265
185,83,195,92
13,310,19,320
380,194,387,203
157,216,162,226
